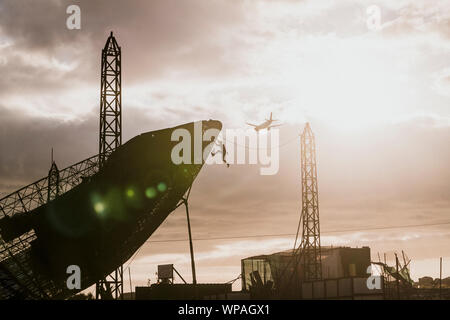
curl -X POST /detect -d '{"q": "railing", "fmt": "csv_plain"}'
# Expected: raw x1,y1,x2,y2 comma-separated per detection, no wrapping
0,154,100,260
0,154,100,299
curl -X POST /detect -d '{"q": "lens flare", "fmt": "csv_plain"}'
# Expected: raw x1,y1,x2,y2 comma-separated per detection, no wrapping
145,187,157,199
94,202,105,214
126,188,135,198
157,182,167,192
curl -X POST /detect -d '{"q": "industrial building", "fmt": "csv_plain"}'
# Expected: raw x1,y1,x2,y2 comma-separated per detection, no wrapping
241,246,381,299
135,284,232,300
242,246,371,292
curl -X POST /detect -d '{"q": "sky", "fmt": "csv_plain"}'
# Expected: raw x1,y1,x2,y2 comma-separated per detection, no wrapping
0,0,449,292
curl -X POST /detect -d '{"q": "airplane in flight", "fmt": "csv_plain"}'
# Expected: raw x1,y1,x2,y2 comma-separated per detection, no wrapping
246,112,282,132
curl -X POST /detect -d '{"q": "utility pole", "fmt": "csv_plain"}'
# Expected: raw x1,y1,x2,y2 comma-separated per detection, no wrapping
440,257,442,300
182,187,197,285
129,267,133,299
96,32,124,300
300,123,322,281
395,253,400,299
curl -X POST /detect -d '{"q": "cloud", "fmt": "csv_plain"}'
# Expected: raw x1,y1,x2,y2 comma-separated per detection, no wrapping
432,68,450,97
0,103,164,194
1,0,449,286
0,0,248,86
379,0,450,40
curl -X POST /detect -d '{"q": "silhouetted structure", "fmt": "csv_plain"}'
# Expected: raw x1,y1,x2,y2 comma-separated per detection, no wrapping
135,283,232,300
242,246,371,298
96,32,124,300
0,156,99,299
99,32,122,168
300,123,322,280
0,120,222,299
47,159,60,202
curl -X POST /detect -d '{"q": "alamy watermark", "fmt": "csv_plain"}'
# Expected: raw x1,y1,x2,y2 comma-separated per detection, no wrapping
366,5,381,31
170,121,280,175
66,5,81,30
366,265,382,290
66,265,81,290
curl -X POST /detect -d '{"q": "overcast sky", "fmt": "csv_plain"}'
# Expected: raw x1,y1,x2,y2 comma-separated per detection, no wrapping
0,0,449,290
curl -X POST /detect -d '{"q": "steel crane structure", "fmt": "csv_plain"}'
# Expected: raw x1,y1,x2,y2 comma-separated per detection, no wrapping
96,32,123,300
299,122,322,281
0,156,100,299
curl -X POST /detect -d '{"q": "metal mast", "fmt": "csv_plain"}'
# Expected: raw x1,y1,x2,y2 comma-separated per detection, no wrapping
99,31,122,167
300,122,322,281
96,32,123,300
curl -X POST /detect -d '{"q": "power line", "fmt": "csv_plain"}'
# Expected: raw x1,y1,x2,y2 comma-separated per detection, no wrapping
220,134,300,150
124,244,144,271
127,221,450,267
144,221,450,244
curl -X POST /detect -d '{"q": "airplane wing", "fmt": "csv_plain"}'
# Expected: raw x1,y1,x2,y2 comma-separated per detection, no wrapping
246,122,258,127
268,124,283,128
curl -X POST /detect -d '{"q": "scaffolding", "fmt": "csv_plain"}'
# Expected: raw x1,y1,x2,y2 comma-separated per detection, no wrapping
0,32,124,300
95,265,123,300
99,32,122,168
299,123,322,281
47,158,60,202
96,32,124,299
0,155,100,299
